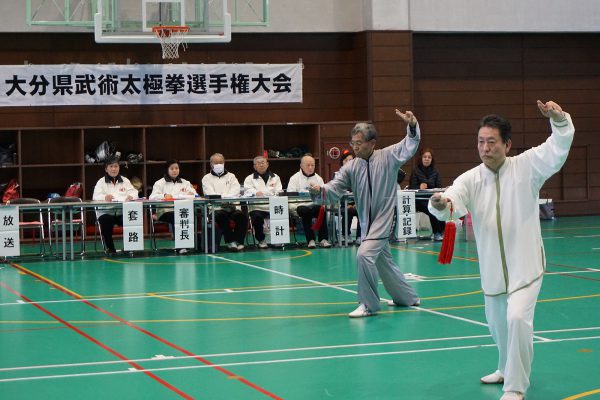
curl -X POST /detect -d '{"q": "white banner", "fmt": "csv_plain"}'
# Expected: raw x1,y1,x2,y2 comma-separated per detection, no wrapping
122,202,144,251
269,196,290,245
0,207,20,257
174,200,195,249
0,63,302,107
396,190,416,240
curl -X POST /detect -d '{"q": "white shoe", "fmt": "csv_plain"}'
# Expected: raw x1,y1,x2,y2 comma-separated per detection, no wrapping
258,240,268,249
480,370,504,384
500,392,524,400
178,248,188,255
387,298,421,307
434,233,444,241
307,240,316,248
348,304,376,318
319,239,332,248
236,243,245,251
355,238,361,245
227,241,239,250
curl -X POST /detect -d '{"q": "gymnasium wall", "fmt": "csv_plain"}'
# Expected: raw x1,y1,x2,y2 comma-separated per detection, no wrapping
0,30,599,214
413,33,600,216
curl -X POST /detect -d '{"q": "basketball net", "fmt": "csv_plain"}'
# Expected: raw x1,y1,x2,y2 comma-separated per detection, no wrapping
152,26,190,59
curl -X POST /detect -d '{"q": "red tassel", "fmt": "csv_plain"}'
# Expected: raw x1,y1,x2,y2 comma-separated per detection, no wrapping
311,205,326,231
438,205,457,264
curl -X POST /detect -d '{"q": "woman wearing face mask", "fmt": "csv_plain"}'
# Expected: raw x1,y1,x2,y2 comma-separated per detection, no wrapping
409,147,445,241
149,160,198,253
201,153,247,251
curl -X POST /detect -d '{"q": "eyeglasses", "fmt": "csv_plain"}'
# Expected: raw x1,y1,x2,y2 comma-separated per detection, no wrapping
350,140,370,147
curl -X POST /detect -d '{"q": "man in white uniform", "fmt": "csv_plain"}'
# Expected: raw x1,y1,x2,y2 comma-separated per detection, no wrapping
287,154,332,248
243,156,283,248
429,100,575,400
310,109,421,318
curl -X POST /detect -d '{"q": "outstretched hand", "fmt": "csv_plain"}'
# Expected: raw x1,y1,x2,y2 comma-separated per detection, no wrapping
395,109,417,127
430,192,450,211
537,100,566,122
308,183,321,197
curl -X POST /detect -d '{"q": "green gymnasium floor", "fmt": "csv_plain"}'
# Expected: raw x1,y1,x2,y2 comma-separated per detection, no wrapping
1,216,599,400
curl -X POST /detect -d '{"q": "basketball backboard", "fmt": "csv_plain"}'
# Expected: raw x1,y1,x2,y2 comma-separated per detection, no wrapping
94,0,231,43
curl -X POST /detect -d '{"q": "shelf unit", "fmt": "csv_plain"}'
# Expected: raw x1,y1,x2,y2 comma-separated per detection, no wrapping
2,122,357,201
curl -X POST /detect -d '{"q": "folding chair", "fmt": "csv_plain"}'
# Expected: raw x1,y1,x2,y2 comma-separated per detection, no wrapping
93,206,123,255
148,203,173,251
7,198,46,256
47,196,85,257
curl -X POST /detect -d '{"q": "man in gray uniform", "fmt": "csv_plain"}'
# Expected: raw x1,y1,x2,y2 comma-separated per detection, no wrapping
310,109,421,317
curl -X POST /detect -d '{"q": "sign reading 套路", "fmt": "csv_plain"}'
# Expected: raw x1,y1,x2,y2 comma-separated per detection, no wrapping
0,63,302,107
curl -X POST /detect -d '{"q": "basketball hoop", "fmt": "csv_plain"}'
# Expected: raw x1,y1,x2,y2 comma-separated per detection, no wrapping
152,25,190,59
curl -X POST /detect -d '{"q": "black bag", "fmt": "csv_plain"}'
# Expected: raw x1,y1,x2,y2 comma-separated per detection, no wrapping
539,199,554,220
86,140,118,164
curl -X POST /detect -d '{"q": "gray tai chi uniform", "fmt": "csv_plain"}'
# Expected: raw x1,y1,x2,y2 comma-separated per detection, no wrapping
323,124,421,312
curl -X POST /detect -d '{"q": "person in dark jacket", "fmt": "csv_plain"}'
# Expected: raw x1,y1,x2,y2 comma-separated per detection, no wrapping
409,147,445,241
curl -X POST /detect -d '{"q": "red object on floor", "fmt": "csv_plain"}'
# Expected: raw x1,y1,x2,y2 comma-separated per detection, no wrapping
438,205,456,264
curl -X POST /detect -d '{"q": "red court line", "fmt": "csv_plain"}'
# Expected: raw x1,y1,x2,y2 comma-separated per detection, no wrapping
0,281,194,400
8,262,282,400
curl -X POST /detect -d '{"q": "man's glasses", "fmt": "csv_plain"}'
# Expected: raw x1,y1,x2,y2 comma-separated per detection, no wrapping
350,140,370,147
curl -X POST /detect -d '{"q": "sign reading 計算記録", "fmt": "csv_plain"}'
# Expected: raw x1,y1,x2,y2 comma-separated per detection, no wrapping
396,190,416,240
0,64,302,107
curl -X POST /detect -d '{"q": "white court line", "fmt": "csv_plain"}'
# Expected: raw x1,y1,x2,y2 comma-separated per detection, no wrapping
1,335,599,383
575,234,600,238
3,326,598,374
0,326,600,372
209,255,552,341
0,333,495,372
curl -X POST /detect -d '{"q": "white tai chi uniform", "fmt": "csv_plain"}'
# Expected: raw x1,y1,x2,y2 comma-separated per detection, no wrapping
429,115,575,394
322,124,421,312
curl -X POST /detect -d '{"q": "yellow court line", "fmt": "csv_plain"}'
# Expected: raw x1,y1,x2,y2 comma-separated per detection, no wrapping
563,388,600,400
538,293,600,303
149,293,355,306
3,291,600,325
8,263,83,299
101,249,313,266
84,273,481,299
148,289,484,306
543,225,600,233
83,280,359,299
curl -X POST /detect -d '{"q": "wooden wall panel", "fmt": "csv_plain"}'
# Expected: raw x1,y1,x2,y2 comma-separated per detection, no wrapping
0,32,370,128
365,31,413,136
1,30,598,215
413,33,600,215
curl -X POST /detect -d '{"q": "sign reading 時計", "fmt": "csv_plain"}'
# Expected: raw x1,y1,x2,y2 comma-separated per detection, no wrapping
269,196,290,245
